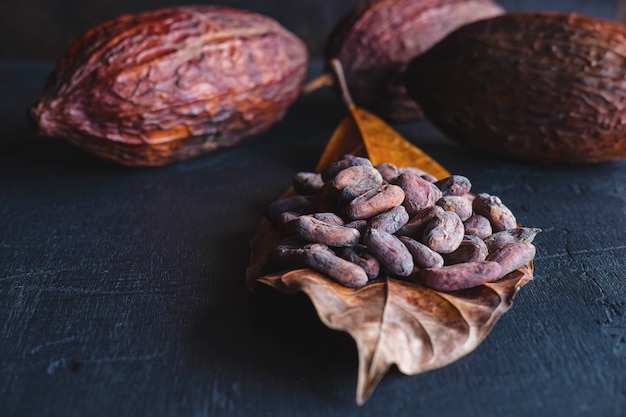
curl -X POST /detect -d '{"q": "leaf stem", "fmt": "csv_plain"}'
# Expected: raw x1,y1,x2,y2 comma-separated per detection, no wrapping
330,59,355,108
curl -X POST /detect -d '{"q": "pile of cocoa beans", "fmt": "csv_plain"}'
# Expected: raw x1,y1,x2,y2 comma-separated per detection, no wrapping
266,155,539,291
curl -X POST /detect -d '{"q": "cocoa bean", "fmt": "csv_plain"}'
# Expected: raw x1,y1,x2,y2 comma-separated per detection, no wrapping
374,163,400,182
484,227,542,252
434,175,472,196
443,235,489,265
311,212,345,226
398,236,444,269
301,244,369,288
293,172,324,195
420,261,503,291
267,195,314,221
472,193,517,232
422,210,464,254
486,242,536,276
397,166,437,183
370,205,409,234
392,171,442,217
337,245,381,279
277,211,300,235
344,219,369,234
321,156,372,181
436,195,473,221
346,184,405,220
363,228,414,276
463,214,493,239
331,165,383,200
294,215,360,247
396,205,444,239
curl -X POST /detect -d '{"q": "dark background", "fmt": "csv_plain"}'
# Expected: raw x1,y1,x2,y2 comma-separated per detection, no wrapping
1,0,623,60
2,1,626,416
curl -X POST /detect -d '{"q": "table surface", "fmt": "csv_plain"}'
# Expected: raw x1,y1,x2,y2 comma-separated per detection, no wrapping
1,61,625,417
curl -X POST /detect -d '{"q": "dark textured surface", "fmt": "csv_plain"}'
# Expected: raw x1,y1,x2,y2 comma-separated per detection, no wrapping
0,0,622,60
1,61,625,416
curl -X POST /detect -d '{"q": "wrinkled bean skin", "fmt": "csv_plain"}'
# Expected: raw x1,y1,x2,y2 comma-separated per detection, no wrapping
337,245,381,279
435,175,472,196
374,163,400,182
363,228,414,276
396,205,444,239
443,235,488,265
311,212,344,226
332,165,383,200
321,156,372,181
486,242,536,276
484,227,542,252
463,214,493,239
370,205,409,234
436,195,473,221
295,215,360,247
301,244,369,288
398,236,444,269
422,210,464,254
346,184,405,220
420,261,503,291
393,171,442,216
473,193,517,232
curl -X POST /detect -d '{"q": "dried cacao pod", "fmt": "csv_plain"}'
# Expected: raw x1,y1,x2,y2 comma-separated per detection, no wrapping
29,6,308,166
406,12,626,163
309,0,503,121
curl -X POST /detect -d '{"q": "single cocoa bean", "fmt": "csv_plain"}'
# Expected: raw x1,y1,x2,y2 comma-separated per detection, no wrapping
295,215,360,247
331,165,383,200
472,193,517,232
346,184,405,220
321,156,372,181
397,166,437,183
436,195,473,221
293,172,324,195
369,205,409,234
422,210,464,254
374,163,400,182
486,242,536,277
337,245,381,280
463,214,493,239
443,235,489,265
363,227,414,276
301,244,369,288
420,261,503,291
398,236,444,269
484,227,542,252
392,171,442,217
271,237,310,266
434,175,472,196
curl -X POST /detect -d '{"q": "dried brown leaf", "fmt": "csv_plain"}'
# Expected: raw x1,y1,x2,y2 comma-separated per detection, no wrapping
247,60,534,404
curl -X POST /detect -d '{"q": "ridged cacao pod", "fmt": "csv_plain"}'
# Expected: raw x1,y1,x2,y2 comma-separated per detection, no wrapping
406,12,626,163
30,6,308,167
324,0,503,121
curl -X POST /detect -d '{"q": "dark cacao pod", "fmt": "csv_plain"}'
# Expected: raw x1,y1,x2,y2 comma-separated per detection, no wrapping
406,12,626,163
324,0,503,121
30,6,308,167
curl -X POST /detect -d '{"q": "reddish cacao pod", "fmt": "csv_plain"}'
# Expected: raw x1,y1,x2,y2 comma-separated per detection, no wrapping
30,6,308,166
406,12,626,163
324,0,503,121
